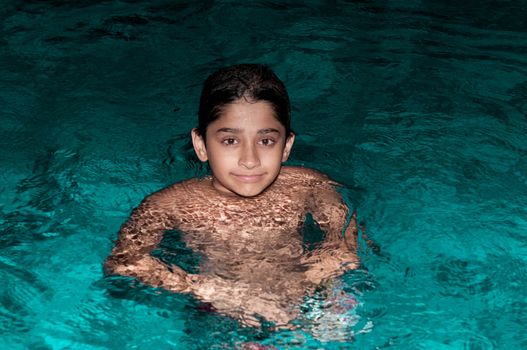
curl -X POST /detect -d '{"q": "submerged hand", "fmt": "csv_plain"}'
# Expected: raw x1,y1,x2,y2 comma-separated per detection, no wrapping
189,275,297,328
162,266,197,293
302,245,359,285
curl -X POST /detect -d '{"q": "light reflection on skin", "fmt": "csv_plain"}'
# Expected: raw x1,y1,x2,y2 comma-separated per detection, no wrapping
105,99,359,329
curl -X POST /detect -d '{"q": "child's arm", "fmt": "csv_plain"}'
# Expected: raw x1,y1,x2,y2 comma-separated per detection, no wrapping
104,193,194,292
302,178,359,285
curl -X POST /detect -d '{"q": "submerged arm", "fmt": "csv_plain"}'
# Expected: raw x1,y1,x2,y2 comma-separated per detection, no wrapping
104,192,193,292
303,178,359,285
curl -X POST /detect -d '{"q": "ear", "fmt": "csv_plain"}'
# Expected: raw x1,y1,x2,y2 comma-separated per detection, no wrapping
191,128,208,162
281,132,295,162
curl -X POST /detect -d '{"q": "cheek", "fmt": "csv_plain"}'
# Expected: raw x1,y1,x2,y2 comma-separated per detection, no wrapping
263,148,286,164
207,147,236,168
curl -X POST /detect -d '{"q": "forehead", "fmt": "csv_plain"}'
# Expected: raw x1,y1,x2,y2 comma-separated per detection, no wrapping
209,100,284,131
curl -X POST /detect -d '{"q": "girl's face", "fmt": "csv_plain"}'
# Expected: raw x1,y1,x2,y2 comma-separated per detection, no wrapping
192,99,295,197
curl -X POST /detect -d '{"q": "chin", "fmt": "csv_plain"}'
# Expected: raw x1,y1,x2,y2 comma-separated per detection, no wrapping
233,180,276,197
233,187,267,198
213,177,274,197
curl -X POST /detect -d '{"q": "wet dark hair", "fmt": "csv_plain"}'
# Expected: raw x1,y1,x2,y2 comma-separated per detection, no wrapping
197,64,292,140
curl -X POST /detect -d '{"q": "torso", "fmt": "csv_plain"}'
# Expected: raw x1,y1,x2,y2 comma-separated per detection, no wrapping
154,166,332,302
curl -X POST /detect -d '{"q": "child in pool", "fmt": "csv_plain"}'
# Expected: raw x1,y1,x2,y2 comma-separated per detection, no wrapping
104,64,359,329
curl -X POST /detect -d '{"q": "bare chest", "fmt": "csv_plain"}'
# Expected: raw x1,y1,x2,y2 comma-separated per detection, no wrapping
174,195,307,256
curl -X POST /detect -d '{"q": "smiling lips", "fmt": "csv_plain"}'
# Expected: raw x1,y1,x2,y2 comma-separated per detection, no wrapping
232,173,265,183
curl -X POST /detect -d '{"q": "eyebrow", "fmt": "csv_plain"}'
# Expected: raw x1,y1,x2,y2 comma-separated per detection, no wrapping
216,128,281,135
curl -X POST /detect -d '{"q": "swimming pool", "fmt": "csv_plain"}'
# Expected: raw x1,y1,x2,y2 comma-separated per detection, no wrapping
1,1,526,348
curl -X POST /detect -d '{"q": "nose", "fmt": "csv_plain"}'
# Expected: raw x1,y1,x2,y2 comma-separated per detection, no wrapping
238,143,260,169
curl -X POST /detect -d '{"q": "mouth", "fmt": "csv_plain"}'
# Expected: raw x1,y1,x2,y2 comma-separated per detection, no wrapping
232,173,265,183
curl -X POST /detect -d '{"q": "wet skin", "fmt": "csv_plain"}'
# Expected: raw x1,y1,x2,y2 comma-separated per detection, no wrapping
105,100,358,328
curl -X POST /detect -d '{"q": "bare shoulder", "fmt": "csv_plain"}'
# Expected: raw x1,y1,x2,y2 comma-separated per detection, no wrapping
280,166,339,187
280,167,346,216
140,178,205,211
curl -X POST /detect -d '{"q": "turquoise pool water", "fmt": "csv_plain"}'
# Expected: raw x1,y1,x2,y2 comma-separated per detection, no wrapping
1,1,526,349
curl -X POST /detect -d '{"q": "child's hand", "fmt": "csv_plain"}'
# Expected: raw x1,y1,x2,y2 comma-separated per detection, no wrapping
189,275,297,328
302,248,359,285
162,266,194,293
188,274,227,301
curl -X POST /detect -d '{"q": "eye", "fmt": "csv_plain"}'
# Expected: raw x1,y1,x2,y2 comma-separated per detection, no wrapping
222,137,238,146
259,138,276,146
